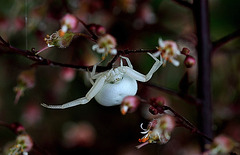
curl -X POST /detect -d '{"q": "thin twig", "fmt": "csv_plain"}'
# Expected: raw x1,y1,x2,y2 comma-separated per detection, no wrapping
163,106,212,142
0,36,10,46
147,102,213,142
142,82,201,106
212,29,240,51
75,17,98,41
172,0,192,9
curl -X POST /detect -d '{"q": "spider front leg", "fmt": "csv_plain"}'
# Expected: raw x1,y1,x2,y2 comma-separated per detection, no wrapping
41,75,107,109
120,55,133,68
124,52,163,82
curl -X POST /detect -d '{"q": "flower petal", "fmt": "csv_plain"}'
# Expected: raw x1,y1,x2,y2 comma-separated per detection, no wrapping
170,58,180,66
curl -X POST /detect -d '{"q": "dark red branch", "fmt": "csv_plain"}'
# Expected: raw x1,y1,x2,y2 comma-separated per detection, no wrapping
0,36,158,73
0,121,25,134
147,103,213,142
142,82,201,106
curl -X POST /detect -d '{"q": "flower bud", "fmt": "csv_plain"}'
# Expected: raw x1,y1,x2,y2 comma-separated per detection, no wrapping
14,69,35,104
184,55,196,68
150,96,166,107
120,96,140,115
60,68,76,82
88,24,97,33
61,14,78,32
10,123,25,134
63,122,96,148
149,106,158,115
96,26,106,36
181,47,190,55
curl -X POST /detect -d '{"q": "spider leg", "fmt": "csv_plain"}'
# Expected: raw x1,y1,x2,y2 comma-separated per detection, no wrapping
90,60,107,80
124,52,163,82
120,55,133,68
87,68,94,85
41,75,107,109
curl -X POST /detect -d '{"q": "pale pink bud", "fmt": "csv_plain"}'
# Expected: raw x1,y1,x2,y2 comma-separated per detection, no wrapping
184,55,196,68
60,68,76,82
63,122,96,148
120,96,140,115
22,104,42,126
61,14,78,31
14,69,35,104
18,69,35,89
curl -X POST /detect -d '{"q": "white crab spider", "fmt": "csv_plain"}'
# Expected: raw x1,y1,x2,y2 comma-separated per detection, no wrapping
41,53,162,109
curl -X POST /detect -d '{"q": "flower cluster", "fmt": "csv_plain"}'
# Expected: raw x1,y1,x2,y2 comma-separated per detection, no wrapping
92,34,117,59
137,115,175,148
153,38,180,66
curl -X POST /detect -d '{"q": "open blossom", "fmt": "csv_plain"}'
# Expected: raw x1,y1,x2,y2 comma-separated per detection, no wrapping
92,34,117,59
153,38,180,66
137,115,175,148
44,30,75,48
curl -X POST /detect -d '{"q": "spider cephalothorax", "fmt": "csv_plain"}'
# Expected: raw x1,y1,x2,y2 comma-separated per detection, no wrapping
41,53,162,109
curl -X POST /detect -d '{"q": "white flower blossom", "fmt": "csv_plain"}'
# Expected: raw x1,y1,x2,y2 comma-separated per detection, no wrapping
153,38,180,66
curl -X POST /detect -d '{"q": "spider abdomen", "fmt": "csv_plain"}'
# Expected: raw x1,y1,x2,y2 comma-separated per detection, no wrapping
94,75,138,106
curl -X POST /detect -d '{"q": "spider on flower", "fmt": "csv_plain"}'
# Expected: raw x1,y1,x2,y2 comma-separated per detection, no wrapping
41,53,163,109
